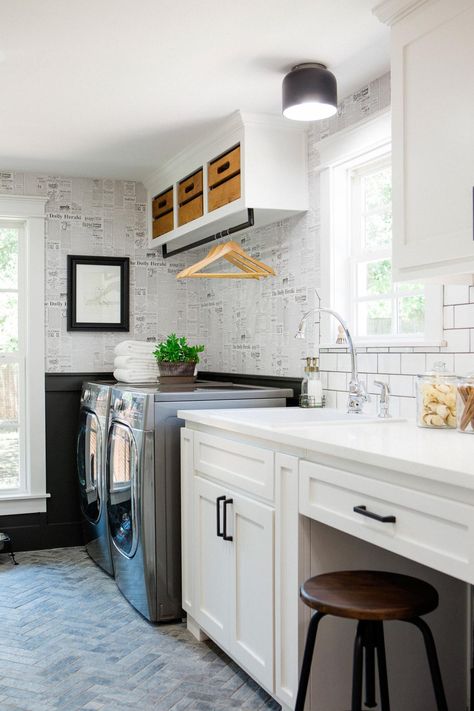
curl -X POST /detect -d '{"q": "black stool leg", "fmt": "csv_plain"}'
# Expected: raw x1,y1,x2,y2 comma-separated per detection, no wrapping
374,622,390,711
7,540,18,565
407,617,448,711
352,621,364,711
295,611,325,711
364,622,377,708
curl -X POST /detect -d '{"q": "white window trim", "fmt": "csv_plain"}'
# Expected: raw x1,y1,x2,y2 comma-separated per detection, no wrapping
318,108,444,348
0,195,50,515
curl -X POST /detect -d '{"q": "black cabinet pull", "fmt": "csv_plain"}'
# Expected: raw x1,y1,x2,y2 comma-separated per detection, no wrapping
353,505,396,524
216,495,226,537
223,498,233,541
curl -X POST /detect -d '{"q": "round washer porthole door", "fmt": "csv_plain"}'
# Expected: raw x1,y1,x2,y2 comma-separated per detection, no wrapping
107,422,139,558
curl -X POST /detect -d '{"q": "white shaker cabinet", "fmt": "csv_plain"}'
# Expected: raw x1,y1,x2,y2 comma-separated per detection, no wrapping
375,0,474,281
181,429,275,693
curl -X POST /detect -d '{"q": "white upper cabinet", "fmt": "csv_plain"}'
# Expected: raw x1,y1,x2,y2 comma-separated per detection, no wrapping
144,111,308,255
375,0,474,282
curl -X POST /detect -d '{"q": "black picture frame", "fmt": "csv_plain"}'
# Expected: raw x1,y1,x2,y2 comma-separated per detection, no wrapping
67,255,130,331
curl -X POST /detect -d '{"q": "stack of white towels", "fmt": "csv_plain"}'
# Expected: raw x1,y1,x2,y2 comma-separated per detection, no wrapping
113,340,158,383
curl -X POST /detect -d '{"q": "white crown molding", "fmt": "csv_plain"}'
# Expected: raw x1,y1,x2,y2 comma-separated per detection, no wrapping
0,194,48,218
372,0,434,25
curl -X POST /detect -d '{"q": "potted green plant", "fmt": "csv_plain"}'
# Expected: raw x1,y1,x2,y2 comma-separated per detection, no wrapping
153,333,205,383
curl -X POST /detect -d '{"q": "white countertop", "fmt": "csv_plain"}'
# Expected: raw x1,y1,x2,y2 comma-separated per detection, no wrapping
178,407,474,490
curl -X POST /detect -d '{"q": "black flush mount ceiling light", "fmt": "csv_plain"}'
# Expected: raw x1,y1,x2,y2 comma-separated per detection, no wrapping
282,63,337,121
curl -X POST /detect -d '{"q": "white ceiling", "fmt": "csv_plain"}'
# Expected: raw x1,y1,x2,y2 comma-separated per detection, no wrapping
0,0,389,181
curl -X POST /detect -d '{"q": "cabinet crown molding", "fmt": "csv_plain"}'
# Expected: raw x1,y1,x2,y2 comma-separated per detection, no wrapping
372,0,434,25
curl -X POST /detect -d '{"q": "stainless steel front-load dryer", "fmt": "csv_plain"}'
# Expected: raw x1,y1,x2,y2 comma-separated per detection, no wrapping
106,382,292,622
77,382,114,576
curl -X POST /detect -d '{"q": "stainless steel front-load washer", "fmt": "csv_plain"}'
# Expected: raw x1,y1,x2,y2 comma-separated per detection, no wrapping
106,382,292,622
77,382,114,576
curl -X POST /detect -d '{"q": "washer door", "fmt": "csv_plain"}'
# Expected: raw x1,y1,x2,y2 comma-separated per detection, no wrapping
77,409,101,523
107,421,139,558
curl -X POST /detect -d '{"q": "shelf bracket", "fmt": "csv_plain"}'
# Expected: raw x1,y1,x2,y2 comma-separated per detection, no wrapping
161,208,255,259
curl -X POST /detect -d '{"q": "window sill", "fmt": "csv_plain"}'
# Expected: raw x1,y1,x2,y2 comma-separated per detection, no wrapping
319,340,447,350
0,493,50,516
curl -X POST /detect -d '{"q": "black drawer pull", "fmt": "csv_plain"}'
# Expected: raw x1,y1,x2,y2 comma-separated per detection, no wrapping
217,160,230,174
353,505,396,524
184,182,194,193
158,199,167,209
223,498,233,541
216,495,226,537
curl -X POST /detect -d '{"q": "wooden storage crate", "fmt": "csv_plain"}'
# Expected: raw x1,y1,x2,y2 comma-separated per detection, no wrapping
208,145,241,212
178,169,203,226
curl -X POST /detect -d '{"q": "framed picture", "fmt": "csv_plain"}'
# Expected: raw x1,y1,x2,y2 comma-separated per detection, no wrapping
67,255,129,331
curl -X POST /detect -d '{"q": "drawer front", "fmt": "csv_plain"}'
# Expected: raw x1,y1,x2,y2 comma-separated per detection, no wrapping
152,210,174,238
152,188,173,218
208,145,240,188
178,169,203,205
194,431,274,501
208,173,241,212
178,195,203,226
299,460,474,584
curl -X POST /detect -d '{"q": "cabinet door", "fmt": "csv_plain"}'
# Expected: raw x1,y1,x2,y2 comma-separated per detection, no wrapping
228,492,274,692
193,476,231,649
391,0,474,281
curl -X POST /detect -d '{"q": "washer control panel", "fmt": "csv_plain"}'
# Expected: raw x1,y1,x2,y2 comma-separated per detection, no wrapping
110,388,153,430
81,382,110,419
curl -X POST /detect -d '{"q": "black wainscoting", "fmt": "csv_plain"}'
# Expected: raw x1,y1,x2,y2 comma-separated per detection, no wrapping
0,370,298,552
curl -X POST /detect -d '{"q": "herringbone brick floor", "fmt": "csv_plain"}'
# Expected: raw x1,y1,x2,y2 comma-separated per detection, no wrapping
0,547,281,711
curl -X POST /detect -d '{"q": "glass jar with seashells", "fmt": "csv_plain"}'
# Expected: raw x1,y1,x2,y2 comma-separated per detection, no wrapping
416,362,457,429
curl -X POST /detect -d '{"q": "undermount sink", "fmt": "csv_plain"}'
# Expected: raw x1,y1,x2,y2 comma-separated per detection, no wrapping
208,407,402,429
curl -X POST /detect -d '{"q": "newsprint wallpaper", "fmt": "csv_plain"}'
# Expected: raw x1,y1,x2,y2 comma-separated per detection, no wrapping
0,175,189,372
0,72,390,375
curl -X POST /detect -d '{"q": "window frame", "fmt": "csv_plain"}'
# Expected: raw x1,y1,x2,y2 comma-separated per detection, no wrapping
0,220,27,494
0,195,49,514
318,109,443,348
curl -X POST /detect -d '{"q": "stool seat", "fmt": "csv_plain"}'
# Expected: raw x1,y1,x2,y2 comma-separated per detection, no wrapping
300,570,439,621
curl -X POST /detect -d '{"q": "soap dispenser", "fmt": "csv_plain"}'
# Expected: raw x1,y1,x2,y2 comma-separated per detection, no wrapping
300,357,323,408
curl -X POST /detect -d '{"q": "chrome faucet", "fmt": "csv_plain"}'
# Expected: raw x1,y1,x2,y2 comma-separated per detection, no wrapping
295,298,369,415
374,380,391,418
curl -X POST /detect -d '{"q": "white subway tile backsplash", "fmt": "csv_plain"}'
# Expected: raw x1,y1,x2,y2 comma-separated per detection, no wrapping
367,373,385,395
455,354,474,376
357,353,378,373
399,397,416,419
426,353,454,373
401,353,426,375
389,374,414,397
319,352,337,371
454,304,474,329
328,371,347,391
378,353,401,374
443,306,454,330
323,390,337,408
442,328,470,353
337,352,352,372
445,285,470,305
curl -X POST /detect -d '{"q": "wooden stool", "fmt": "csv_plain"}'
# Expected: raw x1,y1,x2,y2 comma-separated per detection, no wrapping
295,570,448,711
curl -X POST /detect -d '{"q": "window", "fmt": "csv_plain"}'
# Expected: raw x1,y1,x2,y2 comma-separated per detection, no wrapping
0,195,47,513
349,157,426,339
0,222,25,492
319,110,442,346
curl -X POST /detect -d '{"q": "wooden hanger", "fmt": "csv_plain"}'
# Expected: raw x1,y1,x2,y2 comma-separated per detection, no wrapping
176,240,276,280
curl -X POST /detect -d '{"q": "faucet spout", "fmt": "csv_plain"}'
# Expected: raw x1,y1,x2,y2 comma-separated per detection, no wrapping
295,300,369,414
